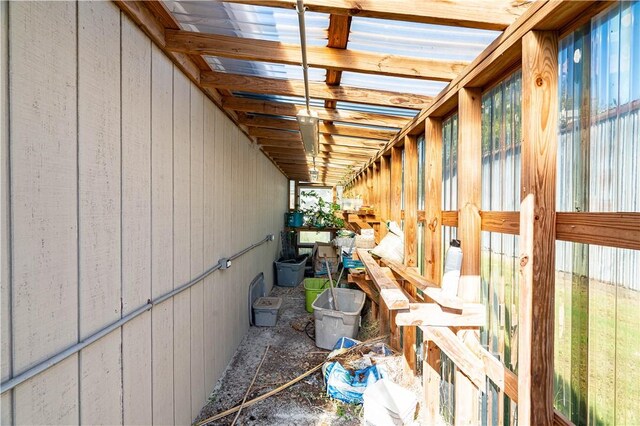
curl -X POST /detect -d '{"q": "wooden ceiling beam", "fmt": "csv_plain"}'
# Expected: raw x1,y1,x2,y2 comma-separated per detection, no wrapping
258,140,377,155
265,152,360,165
221,0,528,30
238,114,397,140
325,14,352,110
165,30,467,81
262,146,368,163
223,97,410,128
201,71,431,110
248,128,384,148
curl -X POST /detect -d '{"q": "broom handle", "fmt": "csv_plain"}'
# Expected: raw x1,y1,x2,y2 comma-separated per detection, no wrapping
324,255,338,311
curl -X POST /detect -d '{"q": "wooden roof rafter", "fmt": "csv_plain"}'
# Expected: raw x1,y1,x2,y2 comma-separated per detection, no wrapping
118,0,537,183
237,114,397,140
165,30,468,81
220,0,531,31
201,72,432,110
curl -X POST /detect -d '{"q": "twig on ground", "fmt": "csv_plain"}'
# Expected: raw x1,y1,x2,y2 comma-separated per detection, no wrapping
230,345,270,426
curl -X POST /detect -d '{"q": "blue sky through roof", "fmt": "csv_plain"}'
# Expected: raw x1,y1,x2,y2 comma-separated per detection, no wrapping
163,1,328,45
349,16,500,62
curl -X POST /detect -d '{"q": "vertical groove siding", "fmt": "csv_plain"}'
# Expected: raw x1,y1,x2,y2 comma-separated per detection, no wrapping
2,2,288,424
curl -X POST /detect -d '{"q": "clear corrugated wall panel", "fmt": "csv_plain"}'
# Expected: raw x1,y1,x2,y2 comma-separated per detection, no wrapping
555,242,640,425
558,2,640,214
442,114,459,211
479,69,522,426
440,113,459,425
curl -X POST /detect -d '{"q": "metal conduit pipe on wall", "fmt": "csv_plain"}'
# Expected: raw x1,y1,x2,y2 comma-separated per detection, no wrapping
0,234,275,394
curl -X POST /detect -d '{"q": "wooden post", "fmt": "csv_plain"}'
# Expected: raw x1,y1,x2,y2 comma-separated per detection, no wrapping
379,154,391,239
390,146,403,224
519,30,558,425
424,118,443,283
402,135,418,372
372,161,380,239
455,87,482,425
372,161,379,211
403,135,418,267
366,166,373,206
422,117,443,422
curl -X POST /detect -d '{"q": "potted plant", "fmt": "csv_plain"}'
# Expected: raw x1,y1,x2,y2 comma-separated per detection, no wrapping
300,190,345,228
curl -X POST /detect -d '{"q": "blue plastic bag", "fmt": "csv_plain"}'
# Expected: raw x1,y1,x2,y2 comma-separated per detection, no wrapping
323,360,383,404
322,337,391,404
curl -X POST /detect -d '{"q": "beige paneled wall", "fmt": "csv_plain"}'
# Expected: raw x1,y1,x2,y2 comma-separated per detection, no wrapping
1,1,288,424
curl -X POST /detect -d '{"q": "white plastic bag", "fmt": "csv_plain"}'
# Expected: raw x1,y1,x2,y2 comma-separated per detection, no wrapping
371,221,404,264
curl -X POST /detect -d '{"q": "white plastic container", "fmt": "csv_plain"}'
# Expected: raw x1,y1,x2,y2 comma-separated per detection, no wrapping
252,297,282,327
363,379,418,426
312,288,365,349
442,239,463,297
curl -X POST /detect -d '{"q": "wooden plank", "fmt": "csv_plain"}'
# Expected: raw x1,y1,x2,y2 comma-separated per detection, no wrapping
173,69,192,426
202,71,432,110
441,210,458,227
166,30,467,81
457,87,482,302
396,303,485,327
251,128,384,149
9,2,78,423
238,114,397,140
421,326,485,390
422,117,442,424
77,3,122,423
150,43,175,424
423,340,442,423
390,147,403,224
403,135,419,266
378,155,391,239
223,97,410,129
357,249,410,310
424,118,443,284
222,0,528,30
121,15,152,425
480,211,520,235
190,84,206,417
455,86,482,426
380,258,464,311
556,212,640,251
518,30,558,425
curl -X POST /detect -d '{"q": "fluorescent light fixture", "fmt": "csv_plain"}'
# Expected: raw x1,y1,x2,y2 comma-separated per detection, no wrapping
296,109,319,155
309,169,319,182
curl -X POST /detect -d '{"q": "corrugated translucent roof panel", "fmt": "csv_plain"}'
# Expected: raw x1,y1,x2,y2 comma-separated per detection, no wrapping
340,72,447,97
204,57,326,81
232,92,326,108
335,101,417,118
348,16,500,62
163,1,328,45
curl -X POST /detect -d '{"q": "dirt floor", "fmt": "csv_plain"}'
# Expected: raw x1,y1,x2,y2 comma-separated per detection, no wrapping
195,283,424,426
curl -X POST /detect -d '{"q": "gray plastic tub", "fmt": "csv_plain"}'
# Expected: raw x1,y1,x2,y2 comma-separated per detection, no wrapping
275,256,308,287
253,297,282,327
312,288,365,350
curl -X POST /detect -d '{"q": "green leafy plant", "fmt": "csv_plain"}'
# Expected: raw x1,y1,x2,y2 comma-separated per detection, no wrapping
300,190,345,228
